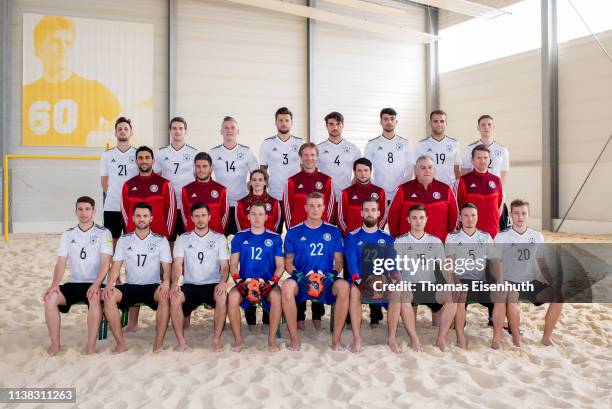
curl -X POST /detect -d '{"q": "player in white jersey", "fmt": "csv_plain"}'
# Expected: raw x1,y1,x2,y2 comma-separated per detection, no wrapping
461,115,509,184
317,111,361,201
416,110,461,188
259,107,303,232
210,116,259,235
43,196,113,356
153,117,198,241
491,199,562,349
364,108,415,202
102,202,173,353
170,202,229,351
100,117,138,245
444,202,494,349
390,204,458,352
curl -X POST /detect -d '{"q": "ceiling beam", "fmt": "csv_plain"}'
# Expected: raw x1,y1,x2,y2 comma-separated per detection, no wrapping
410,0,510,19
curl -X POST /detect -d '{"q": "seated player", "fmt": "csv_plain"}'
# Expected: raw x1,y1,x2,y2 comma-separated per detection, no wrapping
169,202,229,351
227,201,284,352
344,197,395,353
391,205,458,352
281,192,350,351
444,202,494,349
43,196,113,355
102,202,172,353
491,199,563,349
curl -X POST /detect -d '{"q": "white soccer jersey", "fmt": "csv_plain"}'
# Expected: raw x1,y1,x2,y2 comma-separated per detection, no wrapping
394,232,445,284
153,144,198,210
210,144,259,206
58,224,113,283
113,231,172,285
259,135,303,201
461,140,510,178
445,229,493,281
174,230,229,285
100,146,138,211
416,136,461,188
494,227,544,283
317,138,361,198
364,135,415,201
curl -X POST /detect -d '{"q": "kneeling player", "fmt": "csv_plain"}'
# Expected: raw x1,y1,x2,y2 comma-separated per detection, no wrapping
344,197,395,353
227,201,284,352
391,205,458,352
102,202,172,353
491,199,562,349
43,196,113,355
281,192,349,351
169,202,229,351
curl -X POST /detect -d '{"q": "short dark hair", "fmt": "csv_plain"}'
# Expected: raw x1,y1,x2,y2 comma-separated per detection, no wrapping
361,196,379,210
460,202,478,212
114,117,132,130
194,152,212,166
471,144,490,159
429,110,447,120
249,200,267,212
324,111,344,124
136,146,154,159
299,142,318,156
307,192,324,200
380,108,397,118
76,196,95,208
191,202,210,215
510,199,530,210
222,116,238,125
133,201,152,215
353,157,372,171
408,204,427,216
477,114,494,124
169,116,187,130
275,107,293,120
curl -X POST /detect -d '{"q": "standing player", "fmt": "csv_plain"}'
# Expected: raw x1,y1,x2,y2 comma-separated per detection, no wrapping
344,197,394,353
228,201,284,352
491,199,562,349
153,117,197,242
43,196,113,355
281,193,349,351
169,202,229,351
416,110,461,188
364,108,415,204
317,112,361,203
456,145,503,238
259,107,303,233
101,117,138,246
388,155,458,241
461,115,509,184
101,202,173,353
181,152,229,234
210,116,259,236
121,146,176,331
283,143,335,326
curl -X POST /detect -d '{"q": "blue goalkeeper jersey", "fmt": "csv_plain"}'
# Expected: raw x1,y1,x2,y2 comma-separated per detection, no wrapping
231,229,283,280
344,227,395,283
285,222,343,274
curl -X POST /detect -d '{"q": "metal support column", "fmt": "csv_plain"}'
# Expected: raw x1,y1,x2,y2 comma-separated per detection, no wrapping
168,0,177,119
425,6,439,117
1,0,11,234
307,0,316,142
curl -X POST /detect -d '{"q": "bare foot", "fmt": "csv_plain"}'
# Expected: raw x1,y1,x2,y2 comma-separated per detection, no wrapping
113,342,128,354
313,320,322,331
288,339,300,351
268,339,279,352
541,337,554,346
297,321,305,331
436,338,449,352
124,324,138,333
152,343,165,353
331,341,345,351
47,344,61,356
387,339,401,353
512,338,522,348
211,337,222,351
456,336,468,350
177,340,188,352
248,325,256,332
231,338,243,352
349,337,361,353
491,338,502,350
410,337,422,352
84,344,96,355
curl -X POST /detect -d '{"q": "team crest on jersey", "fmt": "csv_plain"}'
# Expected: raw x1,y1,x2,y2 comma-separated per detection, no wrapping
315,181,323,190
264,239,273,247
371,193,379,199
488,181,496,189
494,150,502,157
211,190,219,198
89,236,98,245
292,144,299,152
237,152,245,160
207,241,216,249
148,243,157,253
395,143,403,151
377,239,386,245
183,153,191,162
150,184,159,193
446,144,453,153
433,192,441,199
265,203,272,212
528,237,536,244
343,146,351,154
323,233,332,242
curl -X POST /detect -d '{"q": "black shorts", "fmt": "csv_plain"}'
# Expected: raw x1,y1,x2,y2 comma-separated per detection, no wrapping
181,283,217,316
170,215,185,241
509,280,551,306
58,282,95,313
460,279,491,304
225,207,238,236
411,285,443,312
104,211,125,239
276,205,285,235
116,283,159,310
